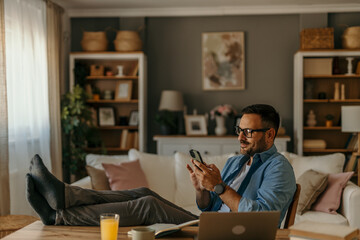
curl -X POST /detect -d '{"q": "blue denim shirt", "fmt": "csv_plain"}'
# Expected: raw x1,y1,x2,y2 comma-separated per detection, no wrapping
198,145,296,226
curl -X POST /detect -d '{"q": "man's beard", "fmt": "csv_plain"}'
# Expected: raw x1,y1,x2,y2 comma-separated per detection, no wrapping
240,136,267,156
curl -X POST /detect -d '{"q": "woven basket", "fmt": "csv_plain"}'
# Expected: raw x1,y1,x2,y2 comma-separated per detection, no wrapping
342,26,360,49
81,31,108,52
300,28,334,50
114,31,142,52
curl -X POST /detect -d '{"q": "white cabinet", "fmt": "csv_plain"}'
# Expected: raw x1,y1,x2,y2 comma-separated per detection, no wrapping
154,135,290,156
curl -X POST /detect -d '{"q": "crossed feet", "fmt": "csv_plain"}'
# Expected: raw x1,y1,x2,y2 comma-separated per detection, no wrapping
26,154,65,225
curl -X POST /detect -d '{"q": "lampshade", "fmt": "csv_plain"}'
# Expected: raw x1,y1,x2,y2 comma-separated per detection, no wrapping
158,90,184,111
341,106,360,132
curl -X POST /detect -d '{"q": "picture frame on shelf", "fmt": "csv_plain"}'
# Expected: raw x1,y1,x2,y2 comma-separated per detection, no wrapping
98,107,115,126
115,80,132,101
202,31,245,91
185,115,208,136
129,110,139,126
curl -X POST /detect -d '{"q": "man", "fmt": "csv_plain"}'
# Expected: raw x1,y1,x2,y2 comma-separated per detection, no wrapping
26,104,295,226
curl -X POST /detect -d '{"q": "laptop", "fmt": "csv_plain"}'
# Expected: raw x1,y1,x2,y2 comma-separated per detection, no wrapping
198,211,280,240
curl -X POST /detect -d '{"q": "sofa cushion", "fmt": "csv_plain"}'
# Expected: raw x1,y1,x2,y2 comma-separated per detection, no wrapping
281,152,345,180
295,211,349,226
174,152,234,207
128,149,176,202
102,160,149,191
86,154,129,170
296,169,328,215
85,165,111,190
312,171,354,214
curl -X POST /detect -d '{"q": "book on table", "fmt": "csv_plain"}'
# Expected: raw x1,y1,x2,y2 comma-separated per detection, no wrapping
127,219,199,238
289,221,359,240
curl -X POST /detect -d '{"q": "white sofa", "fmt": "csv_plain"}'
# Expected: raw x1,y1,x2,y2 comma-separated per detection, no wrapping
72,149,360,229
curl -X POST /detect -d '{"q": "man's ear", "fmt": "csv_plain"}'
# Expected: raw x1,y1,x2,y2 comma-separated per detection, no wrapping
266,128,276,142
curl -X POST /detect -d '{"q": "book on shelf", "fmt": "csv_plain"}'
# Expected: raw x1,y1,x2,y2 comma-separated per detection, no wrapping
120,129,128,149
345,134,358,150
127,219,199,238
345,153,359,172
133,131,139,149
289,221,359,240
126,131,135,149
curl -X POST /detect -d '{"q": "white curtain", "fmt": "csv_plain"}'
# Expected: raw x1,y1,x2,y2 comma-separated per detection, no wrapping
5,0,51,215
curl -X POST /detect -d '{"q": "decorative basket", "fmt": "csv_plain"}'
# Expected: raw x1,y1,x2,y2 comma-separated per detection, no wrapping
300,28,334,50
90,64,104,76
342,26,360,49
113,31,142,52
81,31,108,52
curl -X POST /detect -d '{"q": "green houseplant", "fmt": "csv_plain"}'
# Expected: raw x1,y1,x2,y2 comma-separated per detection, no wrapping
61,85,101,182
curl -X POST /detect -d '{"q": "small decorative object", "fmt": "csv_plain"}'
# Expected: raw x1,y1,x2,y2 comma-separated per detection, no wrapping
342,26,360,49
345,57,355,75
185,115,208,136
116,65,124,77
81,31,108,52
210,104,237,136
318,92,327,99
356,61,360,75
115,81,132,100
332,57,341,75
92,86,101,101
129,111,139,126
334,82,340,100
202,32,245,91
304,81,313,99
306,110,317,127
90,64,104,76
85,84,93,99
98,107,115,126
106,71,113,76
325,114,334,127
103,90,113,100
300,28,334,50
113,31,142,52
341,84,345,100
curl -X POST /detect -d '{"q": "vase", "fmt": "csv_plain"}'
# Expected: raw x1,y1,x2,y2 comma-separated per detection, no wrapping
215,115,227,136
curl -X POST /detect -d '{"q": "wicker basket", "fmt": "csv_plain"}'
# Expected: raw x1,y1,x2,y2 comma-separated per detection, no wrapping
90,64,104,76
81,31,108,52
300,28,334,50
342,26,360,49
114,31,142,52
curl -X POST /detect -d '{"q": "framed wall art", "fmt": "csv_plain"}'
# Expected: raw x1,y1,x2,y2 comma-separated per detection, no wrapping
129,110,139,126
185,115,208,136
202,31,245,91
98,107,115,126
115,80,132,101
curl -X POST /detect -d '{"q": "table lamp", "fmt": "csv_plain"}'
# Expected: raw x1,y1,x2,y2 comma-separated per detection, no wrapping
341,106,360,155
158,90,184,134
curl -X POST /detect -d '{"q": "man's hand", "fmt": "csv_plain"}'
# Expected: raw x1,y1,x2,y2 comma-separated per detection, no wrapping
186,163,205,192
191,159,222,192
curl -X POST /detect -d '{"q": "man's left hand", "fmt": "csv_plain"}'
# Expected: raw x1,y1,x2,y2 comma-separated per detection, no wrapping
192,160,222,192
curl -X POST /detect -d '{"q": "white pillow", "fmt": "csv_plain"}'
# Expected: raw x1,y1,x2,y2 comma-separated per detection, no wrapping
174,152,234,207
281,152,345,180
86,154,130,170
128,149,176,202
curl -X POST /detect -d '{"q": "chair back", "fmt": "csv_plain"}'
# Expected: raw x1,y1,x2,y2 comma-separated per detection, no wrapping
284,183,301,228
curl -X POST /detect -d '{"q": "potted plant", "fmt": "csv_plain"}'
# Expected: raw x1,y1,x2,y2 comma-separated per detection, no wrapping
155,110,177,135
325,114,334,127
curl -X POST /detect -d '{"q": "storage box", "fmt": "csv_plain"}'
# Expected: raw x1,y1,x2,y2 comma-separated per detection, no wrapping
300,28,334,50
90,64,104,76
304,58,333,75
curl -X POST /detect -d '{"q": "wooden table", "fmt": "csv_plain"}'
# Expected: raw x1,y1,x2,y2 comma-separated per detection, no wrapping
2,221,291,240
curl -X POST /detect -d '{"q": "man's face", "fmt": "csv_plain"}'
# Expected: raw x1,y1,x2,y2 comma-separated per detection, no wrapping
238,113,271,156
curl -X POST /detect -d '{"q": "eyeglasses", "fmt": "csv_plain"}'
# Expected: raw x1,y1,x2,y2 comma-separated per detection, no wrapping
234,126,270,138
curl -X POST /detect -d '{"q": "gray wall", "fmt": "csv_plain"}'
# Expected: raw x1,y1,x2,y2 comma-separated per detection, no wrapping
70,12,360,153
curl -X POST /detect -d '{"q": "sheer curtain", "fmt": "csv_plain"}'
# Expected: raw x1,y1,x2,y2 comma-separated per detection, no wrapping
5,0,51,215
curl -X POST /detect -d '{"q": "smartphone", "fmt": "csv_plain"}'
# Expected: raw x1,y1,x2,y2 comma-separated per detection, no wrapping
189,149,204,164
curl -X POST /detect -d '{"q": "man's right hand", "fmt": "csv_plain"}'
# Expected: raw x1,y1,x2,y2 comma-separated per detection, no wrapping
186,163,205,192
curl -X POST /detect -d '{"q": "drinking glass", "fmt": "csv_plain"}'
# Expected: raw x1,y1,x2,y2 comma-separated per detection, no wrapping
100,213,119,240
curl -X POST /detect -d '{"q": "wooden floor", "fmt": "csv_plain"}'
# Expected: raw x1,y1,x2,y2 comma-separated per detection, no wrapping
2,221,291,240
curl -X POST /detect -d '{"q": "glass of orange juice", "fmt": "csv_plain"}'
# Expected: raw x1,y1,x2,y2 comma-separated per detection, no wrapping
100,213,120,240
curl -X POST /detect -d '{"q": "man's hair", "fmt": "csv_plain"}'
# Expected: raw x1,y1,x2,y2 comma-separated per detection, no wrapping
240,104,280,137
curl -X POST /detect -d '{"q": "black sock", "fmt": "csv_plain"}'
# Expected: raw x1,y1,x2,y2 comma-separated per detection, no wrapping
26,173,56,225
29,154,65,210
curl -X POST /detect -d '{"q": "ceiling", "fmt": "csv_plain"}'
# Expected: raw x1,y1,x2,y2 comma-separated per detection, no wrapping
53,0,360,17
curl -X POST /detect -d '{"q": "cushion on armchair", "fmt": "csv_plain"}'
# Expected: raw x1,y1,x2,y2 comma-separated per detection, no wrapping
85,165,111,190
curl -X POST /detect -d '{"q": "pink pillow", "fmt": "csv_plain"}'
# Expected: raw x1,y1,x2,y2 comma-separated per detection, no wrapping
102,160,149,191
311,171,354,214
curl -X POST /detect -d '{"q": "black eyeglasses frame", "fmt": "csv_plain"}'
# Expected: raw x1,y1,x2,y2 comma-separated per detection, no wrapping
234,126,270,138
